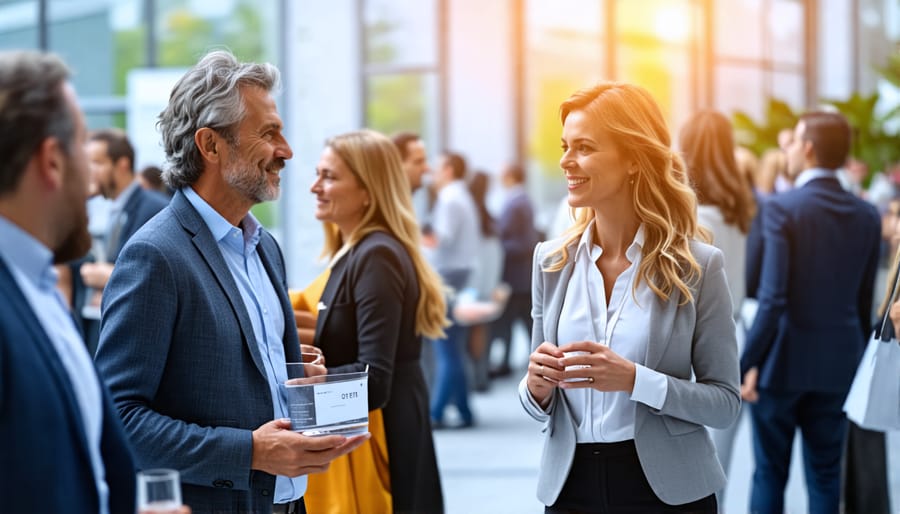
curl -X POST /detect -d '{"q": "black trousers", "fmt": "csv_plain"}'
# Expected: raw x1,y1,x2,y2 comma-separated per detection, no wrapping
546,441,717,514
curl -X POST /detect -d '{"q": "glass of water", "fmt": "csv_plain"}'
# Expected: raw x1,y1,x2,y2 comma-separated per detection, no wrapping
137,468,182,514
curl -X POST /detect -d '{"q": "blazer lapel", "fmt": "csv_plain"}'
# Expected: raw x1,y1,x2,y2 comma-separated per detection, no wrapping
543,243,577,344
170,191,268,378
313,254,352,348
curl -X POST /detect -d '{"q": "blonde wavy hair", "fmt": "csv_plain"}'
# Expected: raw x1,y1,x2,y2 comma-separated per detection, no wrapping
321,129,449,339
679,110,757,234
548,83,706,305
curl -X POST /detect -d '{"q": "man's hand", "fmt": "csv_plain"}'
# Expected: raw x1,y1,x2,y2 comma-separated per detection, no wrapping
251,419,369,476
741,367,759,403
889,300,900,340
80,262,114,289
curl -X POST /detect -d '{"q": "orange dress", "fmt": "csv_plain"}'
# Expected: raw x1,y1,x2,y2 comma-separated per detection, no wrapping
290,270,393,514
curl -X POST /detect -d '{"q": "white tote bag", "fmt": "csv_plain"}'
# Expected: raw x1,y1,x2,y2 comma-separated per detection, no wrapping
843,262,900,431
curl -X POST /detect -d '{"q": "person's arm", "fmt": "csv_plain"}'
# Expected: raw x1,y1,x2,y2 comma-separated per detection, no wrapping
326,241,406,410
857,212,880,340
742,198,790,374
648,248,742,429
95,238,257,489
518,242,563,420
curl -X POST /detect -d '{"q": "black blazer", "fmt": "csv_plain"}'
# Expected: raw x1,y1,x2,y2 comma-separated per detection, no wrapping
315,231,443,514
0,259,136,514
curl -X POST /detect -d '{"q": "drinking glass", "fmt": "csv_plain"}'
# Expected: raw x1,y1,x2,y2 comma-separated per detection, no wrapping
137,468,182,514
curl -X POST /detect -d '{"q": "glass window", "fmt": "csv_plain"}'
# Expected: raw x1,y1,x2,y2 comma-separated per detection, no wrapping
0,1,39,50
715,64,765,121
714,0,762,60
364,0,437,68
768,0,804,67
769,70,804,110
524,0,605,223
366,72,440,144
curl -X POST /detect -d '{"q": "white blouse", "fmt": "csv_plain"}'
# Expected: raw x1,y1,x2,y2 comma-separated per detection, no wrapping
545,221,668,443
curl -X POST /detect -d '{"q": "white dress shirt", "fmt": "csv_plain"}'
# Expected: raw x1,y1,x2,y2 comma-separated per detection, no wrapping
429,180,480,273
524,221,669,442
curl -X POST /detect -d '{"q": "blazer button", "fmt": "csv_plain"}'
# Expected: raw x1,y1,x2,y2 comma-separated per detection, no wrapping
261,489,270,497
213,479,225,488
224,480,234,488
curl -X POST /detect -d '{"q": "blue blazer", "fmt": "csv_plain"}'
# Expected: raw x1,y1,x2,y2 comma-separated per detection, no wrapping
94,190,302,513
498,190,539,293
741,176,881,392
0,260,136,514
108,186,170,262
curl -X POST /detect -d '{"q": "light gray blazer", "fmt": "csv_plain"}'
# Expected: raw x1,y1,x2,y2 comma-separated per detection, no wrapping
518,236,741,506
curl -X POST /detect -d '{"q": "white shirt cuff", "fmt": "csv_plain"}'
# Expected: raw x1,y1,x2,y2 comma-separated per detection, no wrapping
518,376,552,417
630,364,668,410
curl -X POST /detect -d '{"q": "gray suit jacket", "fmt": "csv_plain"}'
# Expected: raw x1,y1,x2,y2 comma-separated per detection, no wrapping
518,236,741,506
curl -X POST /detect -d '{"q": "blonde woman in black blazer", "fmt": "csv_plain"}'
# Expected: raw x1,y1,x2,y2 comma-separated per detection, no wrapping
310,130,448,514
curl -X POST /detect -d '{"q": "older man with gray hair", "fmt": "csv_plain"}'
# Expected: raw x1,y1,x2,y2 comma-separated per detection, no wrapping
94,50,368,514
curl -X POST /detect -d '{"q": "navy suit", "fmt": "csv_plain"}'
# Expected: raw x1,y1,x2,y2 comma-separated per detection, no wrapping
73,185,169,353
741,174,881,514
490,188,539,373
94,190,302,513
0,260,136,514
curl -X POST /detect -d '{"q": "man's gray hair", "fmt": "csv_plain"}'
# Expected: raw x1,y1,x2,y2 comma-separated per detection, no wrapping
157,50,281,189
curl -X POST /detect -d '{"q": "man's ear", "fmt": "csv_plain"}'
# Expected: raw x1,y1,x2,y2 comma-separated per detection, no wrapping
802,140,816,166
35,137,65,191
195,127,220,163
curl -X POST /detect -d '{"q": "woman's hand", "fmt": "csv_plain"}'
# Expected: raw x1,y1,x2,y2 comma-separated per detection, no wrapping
294,310,317,344
556,341,636,393
526,342,566,407
890,300,900,339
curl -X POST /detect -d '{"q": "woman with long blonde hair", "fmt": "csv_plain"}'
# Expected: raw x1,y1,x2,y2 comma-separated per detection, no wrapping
519,83,740,513
309,129,446,513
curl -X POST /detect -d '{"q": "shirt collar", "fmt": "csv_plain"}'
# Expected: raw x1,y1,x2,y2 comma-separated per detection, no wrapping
576,219,645,263
794,167,837,189
182,186,262,251
0,215,57,292
110,180,140,213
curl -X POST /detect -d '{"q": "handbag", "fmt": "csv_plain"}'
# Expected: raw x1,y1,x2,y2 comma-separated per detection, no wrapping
842,259,900,431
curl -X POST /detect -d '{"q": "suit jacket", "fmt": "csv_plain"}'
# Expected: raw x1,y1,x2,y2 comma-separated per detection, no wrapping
741,176,881,392
94,190,302,514
745,192,766,299
107,185,170,263
314,231,443,514
519,237,741,506
0,260,136,514
498,189,539,293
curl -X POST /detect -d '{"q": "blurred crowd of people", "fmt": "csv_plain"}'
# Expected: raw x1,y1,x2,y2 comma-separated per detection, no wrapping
2,47,897,514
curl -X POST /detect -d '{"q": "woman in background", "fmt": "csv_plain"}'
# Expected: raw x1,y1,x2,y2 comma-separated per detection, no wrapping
309,129,446,514
679,110,757,509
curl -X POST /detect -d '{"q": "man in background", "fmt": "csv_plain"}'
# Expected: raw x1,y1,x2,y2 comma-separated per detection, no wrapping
75,128,168,353
392,131,430,192
741,112,881,514
489,162,539,378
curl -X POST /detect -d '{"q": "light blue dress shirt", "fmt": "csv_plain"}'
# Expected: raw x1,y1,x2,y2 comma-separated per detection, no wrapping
0,215,110,514
183,187,305,502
